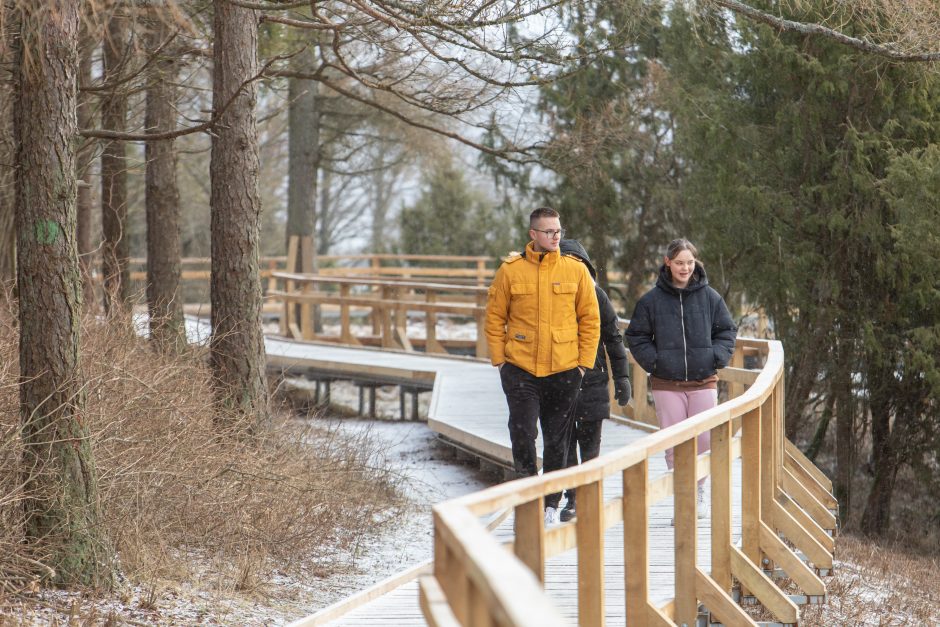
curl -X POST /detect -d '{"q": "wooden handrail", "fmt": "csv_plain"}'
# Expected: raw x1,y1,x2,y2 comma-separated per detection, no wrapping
422,339,837,626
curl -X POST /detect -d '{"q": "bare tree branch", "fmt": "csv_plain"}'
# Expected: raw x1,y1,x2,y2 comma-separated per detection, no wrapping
708,0,940,62
81,50,299,140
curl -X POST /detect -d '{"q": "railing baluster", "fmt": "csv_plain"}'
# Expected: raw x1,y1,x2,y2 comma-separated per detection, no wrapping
760,395,775,526
577,479,605,626
514,498,545,582
741,407,762,566
710,421,732,591
339,283,351,343
674,438,698,626
623,460,649,627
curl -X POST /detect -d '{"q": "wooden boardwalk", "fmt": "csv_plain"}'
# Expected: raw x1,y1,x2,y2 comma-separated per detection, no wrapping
180,319,744,626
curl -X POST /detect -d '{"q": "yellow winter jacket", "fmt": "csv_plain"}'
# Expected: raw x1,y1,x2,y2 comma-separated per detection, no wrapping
485,241,600,377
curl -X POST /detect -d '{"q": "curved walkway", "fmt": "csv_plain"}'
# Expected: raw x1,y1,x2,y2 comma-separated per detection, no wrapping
183,318,744,625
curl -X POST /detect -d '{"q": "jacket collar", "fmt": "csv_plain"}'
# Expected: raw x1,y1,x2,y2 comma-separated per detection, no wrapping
656,262,708,295
524,240,560,265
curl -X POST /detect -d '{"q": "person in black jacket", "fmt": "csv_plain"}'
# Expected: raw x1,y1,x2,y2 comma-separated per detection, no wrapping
558,240,631,522
625,238,737,515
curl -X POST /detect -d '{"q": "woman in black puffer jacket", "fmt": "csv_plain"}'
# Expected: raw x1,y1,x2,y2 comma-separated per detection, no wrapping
558,240,631,522
625,238,737,509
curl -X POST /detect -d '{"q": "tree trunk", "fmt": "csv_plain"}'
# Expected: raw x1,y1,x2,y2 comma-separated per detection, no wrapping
145,14,184,351
860,368,899,535
100,9,130,314
286,57,319,254
832,339,856,527
318,163,333,255
286,53,320,328
210,0,269,432
0,48,15,288
77,41,97,310
14,0,112,588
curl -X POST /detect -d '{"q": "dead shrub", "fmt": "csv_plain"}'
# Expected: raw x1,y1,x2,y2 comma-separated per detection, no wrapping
0,306,404,598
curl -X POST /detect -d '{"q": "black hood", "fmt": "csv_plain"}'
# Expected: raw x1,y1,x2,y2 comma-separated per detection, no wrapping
559,239,597,279
656,262,708,295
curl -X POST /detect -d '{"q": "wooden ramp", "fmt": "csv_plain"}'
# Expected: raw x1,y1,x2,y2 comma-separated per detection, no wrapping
181,319,745,626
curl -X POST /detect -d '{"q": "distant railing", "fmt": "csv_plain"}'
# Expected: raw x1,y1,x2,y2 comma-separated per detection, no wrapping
268,272,490,358
420,339,838,626
127,252,495,289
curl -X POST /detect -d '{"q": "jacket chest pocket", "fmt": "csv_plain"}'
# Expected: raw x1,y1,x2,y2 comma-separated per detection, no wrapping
552,282,579,327
510,283,536,300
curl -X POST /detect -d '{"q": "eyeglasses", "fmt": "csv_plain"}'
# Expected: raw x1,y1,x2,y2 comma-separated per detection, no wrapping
532,228,565,239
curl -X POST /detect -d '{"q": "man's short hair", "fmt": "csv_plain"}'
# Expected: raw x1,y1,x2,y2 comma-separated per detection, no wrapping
529,207,560,228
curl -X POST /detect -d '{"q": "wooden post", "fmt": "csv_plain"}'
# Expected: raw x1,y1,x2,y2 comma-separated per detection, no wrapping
426,291,446,354
710,421,733,591
674,438,697,626
623,460,649,627
475,291,488,359
630,360,656,426
380,286,395,349
729,345,745,399
371,255,381,334
741,407,761,566
514,498,545,582
760,396,775,526
283,236,299,338
340,283,352,343
577,479,605,627
300,236,315,337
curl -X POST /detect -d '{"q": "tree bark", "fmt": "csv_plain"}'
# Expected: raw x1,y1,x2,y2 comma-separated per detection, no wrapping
860,366,899,535
286,56,319,253
286,52,320,328
14,0,112,588
100,8,130,314
145,14,185,351
210,0,269,431
77,40,97,310
0,47,15,288
832,338,856,527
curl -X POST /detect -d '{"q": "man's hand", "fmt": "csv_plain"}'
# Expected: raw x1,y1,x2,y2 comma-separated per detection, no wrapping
614,377,632,406
578,366,585,376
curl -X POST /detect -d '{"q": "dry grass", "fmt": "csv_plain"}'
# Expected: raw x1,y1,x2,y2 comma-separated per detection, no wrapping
0,307,404,608
800,532,940,626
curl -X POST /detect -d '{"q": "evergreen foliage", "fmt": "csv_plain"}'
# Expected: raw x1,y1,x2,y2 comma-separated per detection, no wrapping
398,158,519,259
535,0,687,311
663,2,940,533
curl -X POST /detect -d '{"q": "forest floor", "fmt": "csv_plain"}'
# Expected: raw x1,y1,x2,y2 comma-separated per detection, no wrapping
4,386,938,626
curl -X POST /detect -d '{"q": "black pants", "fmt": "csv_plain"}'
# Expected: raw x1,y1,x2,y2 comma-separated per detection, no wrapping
499,363,583,509
563,420,604,507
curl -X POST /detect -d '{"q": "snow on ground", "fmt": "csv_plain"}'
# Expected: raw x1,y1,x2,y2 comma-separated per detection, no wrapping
2,385,496,626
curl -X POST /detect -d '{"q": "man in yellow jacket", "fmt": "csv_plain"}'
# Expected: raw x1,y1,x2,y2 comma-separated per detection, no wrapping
485,207,600,525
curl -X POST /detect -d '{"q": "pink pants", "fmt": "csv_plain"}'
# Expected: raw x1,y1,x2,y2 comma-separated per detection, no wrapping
652,388,718,471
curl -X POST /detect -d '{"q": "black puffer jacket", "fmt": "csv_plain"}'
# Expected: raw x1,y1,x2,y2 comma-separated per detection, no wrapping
560,240,629,421
625,263,737,381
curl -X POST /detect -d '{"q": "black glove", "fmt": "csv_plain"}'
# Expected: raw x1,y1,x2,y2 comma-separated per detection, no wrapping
613,377,631,406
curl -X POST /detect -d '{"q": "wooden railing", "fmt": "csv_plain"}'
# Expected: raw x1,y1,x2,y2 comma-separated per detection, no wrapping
268,272,490,358
420,339,837,626
127,253,495,287
269,274,769,432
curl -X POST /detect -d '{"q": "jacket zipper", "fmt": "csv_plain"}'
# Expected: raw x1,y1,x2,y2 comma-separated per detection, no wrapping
680,292,688,380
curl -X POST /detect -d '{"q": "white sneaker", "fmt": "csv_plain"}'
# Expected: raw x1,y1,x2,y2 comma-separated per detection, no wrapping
544,506,560,526
697,484,709,519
